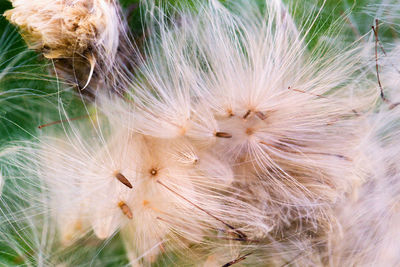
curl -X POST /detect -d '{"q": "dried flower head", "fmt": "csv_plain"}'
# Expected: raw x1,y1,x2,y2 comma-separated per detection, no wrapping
4,0,134,94
5,0,118,59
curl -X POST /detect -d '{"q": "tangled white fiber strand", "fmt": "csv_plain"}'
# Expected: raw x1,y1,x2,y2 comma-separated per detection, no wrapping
1,0,400,266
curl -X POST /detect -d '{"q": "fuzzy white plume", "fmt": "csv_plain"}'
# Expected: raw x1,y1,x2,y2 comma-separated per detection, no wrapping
123,2,378,263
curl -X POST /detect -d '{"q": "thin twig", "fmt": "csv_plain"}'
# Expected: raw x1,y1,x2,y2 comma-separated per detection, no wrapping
221,253,253,267
372,20,400,109
38,114,92,129
372,20,386,101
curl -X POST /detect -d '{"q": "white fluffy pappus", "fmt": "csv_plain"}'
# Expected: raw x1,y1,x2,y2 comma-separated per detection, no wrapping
326,39,400,266
0,144,60,266
1,94,264,265
120,1,379,263
328,108,400,266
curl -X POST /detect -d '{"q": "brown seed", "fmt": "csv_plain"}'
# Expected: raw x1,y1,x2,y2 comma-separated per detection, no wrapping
215,132,232,138
243,110,252,119
255,111,267,120
150,168,158,176
114,172,133,189
118,201,133,219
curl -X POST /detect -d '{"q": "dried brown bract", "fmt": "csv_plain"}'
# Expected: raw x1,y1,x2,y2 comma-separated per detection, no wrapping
5,0,136,95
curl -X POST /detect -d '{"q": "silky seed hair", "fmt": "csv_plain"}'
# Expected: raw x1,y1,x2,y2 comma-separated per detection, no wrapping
124,0,378,259
327,34,400,266
1,93,264,265
328,106,400,266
